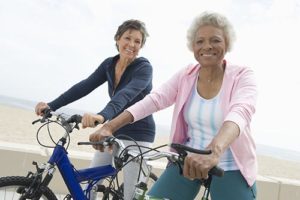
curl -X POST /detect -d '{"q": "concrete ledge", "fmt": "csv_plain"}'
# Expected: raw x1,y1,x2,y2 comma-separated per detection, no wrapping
256,175,280,200
0,141,86,194
267,176,300,200
1,142,300,200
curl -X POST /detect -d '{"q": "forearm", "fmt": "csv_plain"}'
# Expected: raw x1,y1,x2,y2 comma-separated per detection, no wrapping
208,121,240,157
104,111,134,133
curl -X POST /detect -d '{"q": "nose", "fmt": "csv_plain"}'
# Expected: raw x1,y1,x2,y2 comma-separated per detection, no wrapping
129,40,135,47
203,42,212,50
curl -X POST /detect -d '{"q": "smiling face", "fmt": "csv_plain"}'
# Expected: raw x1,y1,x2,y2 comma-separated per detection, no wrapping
193,25,227,67
116,29,143,61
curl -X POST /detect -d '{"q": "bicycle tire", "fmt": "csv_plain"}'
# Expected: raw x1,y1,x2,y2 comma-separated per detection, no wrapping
0,176,57,200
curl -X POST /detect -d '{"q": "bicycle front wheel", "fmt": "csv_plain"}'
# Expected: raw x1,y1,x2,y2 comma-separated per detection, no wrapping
0,176,57,200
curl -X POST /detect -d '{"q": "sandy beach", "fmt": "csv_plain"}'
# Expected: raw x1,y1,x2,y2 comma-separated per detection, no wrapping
1,104,300,181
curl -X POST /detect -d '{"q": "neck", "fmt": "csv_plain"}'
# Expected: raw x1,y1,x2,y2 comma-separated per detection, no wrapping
118,56,135,70
199,62,225,83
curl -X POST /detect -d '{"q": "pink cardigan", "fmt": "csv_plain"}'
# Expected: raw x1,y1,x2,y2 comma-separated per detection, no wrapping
127,62,258,186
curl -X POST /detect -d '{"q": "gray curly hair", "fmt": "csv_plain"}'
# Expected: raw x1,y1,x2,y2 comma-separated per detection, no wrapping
186,11,236,52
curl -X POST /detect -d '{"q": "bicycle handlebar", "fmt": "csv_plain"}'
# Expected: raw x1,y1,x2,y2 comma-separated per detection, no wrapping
33,111,224,177
170,143,224,177
78,137,224,177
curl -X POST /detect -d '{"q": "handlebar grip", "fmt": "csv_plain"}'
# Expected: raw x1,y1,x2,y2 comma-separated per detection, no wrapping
94,121,100,126
69,115,100,126
77,137,114,146
40,108,52,123
32,108,52,124
77,141,105,146
171,143,212,155
209,166,224,177
41,108,52,115
171,143,224,177
66,114,82,124
67,115,100,127
77,142,92,145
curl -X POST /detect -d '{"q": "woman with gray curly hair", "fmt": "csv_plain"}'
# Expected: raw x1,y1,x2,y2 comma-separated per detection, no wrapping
90,11,257,200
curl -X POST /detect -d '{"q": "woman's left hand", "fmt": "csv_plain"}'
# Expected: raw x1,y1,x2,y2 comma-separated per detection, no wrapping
81,113,104,128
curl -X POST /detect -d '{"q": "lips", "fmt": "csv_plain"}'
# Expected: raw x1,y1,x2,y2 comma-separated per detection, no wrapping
125,48,134,54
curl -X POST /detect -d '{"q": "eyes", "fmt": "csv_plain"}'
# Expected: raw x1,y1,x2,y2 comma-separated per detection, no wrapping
118,29,143,47
124,36,141,45
195,38,223,46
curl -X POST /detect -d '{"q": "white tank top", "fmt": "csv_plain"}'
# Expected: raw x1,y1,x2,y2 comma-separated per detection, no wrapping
183,81,238,171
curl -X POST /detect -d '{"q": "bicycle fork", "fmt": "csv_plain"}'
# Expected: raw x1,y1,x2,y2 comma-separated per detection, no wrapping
19,161,56,199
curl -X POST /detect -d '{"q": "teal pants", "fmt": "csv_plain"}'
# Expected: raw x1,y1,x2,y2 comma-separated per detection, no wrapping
147,164,256,200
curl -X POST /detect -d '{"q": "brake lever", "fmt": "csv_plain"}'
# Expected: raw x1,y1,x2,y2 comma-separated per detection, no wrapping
32,119,41,125
66,114,82,130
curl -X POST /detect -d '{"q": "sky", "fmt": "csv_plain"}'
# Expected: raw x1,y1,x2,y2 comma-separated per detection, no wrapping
1,0,300,152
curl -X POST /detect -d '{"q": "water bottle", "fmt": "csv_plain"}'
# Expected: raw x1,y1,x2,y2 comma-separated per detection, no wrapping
132,181,148,200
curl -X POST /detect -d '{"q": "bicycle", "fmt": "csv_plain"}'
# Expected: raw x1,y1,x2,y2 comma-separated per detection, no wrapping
0,109,224,200
0,109,156,200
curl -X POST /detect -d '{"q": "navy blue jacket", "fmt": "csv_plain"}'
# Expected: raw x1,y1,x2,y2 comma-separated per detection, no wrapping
48,55,155,142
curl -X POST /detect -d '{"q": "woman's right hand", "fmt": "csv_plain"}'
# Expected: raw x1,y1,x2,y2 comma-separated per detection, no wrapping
35,102,50,116
89,124,113,151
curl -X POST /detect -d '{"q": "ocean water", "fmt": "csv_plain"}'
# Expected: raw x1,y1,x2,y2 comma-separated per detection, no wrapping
0,94,300,163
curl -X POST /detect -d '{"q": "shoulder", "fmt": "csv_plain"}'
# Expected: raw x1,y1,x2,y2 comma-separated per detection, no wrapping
95,55,119,73
163,63,199,85
185,63,200,74
136,56,151,63
225,61,255,78
134,57,152,68
101,55,118,65
130,57,153,75
174,63,199,78
224,61,257,90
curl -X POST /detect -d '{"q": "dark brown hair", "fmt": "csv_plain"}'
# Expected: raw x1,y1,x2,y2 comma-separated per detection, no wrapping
114,19,149,50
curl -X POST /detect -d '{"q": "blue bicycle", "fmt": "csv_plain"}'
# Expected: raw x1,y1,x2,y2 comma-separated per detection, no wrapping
0,109,223,200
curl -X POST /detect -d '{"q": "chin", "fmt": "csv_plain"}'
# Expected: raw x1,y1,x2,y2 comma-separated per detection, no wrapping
127,55,137,59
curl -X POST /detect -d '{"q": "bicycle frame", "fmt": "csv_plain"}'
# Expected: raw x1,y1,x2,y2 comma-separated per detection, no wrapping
46,139,118,200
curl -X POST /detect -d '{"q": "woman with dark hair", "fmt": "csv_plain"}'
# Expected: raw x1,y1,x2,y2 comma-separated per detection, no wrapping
35,19,155,200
